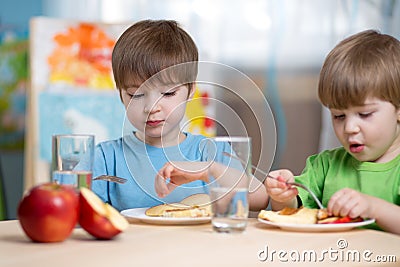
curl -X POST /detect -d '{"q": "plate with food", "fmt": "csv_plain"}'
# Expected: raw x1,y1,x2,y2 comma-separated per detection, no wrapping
121,194,211,225
257,207,375,232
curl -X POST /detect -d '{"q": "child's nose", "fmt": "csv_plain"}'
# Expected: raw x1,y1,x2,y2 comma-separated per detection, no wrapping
344,119,360,134
144,98,161,113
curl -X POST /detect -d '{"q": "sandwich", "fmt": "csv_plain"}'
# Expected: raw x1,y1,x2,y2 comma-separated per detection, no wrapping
258,207,363,224
145,194,211,218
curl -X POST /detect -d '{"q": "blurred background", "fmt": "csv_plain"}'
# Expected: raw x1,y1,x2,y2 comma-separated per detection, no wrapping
1,0,399,219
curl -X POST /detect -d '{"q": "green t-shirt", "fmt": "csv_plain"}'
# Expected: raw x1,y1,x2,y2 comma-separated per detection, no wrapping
295,147,400,230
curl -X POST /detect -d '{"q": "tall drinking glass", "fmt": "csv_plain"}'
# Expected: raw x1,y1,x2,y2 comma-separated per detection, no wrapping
206,136,251,233
51,134,95,189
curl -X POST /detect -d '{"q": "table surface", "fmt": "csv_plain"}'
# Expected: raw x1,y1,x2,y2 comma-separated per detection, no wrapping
1,218,400,267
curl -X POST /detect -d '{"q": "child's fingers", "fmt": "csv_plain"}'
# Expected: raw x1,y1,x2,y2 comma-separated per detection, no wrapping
155,166,174,197
154,175,168,198
275,187,298,202
328,188,353,216
161,163,174,178
266,175,290,189
266,179,298,203
166,181,178,193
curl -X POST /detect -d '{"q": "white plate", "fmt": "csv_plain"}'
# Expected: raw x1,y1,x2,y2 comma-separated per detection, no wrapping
257,218,375,232
121,208,211,225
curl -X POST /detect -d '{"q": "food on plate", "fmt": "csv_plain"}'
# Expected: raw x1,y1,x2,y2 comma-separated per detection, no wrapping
17,183,79,243
258,207,363,224
315,208,363,224
79,187,129,239
145,194,211,218
317,215,363,224
258,207,319,224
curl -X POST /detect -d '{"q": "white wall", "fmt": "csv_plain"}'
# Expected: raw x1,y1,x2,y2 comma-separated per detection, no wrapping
40,0,400,173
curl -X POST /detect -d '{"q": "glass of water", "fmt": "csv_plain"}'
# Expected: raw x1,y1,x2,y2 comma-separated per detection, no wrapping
205,136,251,233
51,134,95,189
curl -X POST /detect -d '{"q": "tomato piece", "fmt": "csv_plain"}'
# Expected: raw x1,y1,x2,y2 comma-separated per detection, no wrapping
318,216,363,224
334,216,353,223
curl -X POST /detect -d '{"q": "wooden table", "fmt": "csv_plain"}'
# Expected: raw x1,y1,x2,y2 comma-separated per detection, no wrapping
1,219,399,267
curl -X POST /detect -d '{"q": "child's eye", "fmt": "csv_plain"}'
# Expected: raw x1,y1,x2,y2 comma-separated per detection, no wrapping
162,91,177,97
131,93,144,99
332,114,345,120
359,112,372,118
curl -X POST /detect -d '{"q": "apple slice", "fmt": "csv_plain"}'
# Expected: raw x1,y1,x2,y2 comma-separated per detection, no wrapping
79,187,129,239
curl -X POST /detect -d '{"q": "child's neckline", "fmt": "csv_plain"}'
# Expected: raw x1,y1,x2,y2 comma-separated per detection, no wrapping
351,151,400,171
131,131,188,148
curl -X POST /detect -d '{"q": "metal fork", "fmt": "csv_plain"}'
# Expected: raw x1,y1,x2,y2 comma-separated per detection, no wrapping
93,175,128,184
222,152,324,209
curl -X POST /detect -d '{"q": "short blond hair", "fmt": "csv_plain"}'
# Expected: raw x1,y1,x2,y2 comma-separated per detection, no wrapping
318,30,400,109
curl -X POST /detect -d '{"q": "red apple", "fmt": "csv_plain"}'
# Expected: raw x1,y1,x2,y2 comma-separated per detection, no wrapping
79,187,129,239
17,183,79,242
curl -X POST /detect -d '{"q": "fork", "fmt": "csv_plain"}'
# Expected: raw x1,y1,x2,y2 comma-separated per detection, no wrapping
93,175,128,184
222,152,324,209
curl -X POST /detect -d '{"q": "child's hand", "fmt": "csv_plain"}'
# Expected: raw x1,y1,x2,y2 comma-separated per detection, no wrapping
264,169,298,204
155,162,209,198
328,188,373,219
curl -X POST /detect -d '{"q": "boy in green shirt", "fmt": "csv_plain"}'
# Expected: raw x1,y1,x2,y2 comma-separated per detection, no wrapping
265,30,400,235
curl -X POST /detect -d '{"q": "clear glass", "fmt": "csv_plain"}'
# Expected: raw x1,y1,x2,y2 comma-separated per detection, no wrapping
206,136,251,233
51,134,94,189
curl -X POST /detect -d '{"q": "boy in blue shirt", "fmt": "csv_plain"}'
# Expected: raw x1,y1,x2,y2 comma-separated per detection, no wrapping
92,20,269,212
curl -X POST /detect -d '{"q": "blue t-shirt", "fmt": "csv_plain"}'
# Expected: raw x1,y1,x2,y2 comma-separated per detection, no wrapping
92,133,234,211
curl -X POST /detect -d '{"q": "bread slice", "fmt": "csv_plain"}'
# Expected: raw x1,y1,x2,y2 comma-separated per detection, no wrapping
145,202,189,217
180,193,211,207
258,207,319,224
259,207,363,225
145,194,211,218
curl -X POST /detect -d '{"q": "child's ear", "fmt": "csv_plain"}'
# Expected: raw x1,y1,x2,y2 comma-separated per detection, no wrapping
397,107,400,122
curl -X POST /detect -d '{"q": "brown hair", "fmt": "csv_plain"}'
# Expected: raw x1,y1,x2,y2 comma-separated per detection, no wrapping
112,20,198,95
318,30,400,109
